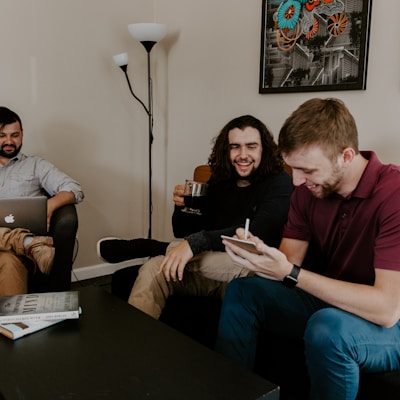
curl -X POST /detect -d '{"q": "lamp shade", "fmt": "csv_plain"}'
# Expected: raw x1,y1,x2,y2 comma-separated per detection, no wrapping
113,52,129,67
128,23,167,43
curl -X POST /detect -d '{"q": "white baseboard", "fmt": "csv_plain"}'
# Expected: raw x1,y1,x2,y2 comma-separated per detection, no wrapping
71,258,148,282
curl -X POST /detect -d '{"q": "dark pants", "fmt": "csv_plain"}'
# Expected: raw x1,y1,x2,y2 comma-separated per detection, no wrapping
215,276,400,400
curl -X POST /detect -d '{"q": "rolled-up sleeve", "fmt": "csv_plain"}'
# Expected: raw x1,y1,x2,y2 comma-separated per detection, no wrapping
35,157,84,203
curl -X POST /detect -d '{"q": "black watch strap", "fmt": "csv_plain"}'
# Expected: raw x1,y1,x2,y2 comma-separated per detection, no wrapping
282,264,300,288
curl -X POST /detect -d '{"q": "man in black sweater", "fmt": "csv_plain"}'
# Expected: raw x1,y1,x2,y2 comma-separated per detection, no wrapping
99,115,292,318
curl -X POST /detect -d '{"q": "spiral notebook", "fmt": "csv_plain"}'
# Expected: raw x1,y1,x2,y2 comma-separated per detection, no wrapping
0,197,47,235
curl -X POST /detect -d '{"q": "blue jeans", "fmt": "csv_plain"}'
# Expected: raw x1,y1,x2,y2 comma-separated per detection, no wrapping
215,276,400,400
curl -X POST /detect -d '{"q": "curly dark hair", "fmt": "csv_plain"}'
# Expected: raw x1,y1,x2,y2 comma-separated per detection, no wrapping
208,115,283,183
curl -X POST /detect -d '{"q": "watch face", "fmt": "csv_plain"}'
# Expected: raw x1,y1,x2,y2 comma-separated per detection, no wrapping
283,275,298,288
282,275,297,288
282,265,300,288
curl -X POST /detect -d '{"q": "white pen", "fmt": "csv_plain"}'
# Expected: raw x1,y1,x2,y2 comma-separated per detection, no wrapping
244,218,250,240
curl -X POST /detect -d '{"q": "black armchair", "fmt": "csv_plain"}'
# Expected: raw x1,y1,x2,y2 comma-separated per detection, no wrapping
28,204,78,293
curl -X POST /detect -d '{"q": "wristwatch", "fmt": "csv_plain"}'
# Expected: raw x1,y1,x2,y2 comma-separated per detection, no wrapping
282,264,300,288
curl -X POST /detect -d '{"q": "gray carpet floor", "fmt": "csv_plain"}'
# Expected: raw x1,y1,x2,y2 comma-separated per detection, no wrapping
71,274,112,293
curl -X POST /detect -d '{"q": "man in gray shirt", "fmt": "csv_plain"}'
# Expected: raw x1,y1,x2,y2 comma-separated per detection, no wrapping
0,106,84,296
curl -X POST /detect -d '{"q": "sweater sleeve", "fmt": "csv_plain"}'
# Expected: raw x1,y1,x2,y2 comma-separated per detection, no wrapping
172,205,205,238
186,171,293,255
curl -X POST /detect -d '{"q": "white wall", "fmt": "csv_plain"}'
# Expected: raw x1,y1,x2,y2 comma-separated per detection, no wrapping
0,0,399,270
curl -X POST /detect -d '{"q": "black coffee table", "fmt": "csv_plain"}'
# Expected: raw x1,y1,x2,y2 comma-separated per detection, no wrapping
0,286,279,400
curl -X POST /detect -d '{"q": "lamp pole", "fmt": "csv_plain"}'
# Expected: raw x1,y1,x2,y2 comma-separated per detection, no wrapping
113,23,166,240
144,46,154,240
139,41,156,239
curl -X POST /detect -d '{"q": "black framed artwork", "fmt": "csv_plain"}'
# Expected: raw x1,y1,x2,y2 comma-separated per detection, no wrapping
259,0,372,94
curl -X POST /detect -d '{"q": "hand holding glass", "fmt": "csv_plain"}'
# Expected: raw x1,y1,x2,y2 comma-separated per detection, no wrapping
182,180,208,215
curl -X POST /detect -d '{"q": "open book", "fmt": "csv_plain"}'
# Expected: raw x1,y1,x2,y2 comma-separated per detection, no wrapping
0,291,81,323
0,319,65,340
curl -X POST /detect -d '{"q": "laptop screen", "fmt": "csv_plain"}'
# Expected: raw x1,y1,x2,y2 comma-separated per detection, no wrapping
0,197,48,236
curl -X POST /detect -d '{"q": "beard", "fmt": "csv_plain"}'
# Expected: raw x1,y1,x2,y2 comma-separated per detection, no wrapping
311,163,344,199
0,144,21,159
232,163,260,183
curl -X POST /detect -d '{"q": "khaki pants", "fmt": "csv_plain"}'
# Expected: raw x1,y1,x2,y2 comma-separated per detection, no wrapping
128,240,251,319
0,227,32,296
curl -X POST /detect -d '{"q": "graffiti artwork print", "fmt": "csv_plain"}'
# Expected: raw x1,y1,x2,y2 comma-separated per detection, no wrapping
259,0,372,93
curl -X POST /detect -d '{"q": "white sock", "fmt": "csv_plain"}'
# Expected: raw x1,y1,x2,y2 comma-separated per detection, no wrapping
23,236,34,248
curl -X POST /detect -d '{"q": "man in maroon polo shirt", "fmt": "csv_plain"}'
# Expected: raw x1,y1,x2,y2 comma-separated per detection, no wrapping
216,98,400,400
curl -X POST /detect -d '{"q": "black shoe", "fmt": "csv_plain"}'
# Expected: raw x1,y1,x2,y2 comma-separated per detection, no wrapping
96,237,169,263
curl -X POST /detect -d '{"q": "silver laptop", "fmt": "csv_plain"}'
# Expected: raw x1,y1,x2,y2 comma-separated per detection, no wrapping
0,197,48,235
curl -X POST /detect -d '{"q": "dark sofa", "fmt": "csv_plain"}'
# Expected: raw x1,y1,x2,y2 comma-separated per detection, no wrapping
112,264,400,400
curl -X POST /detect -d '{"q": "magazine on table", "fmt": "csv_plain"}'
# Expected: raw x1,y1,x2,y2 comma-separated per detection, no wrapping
0,318,65,340
0,291,81,324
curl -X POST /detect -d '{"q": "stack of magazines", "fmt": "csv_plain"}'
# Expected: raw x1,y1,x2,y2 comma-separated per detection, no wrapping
0,291,81,340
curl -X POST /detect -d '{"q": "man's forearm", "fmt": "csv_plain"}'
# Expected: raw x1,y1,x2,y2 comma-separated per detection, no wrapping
47,191,76,215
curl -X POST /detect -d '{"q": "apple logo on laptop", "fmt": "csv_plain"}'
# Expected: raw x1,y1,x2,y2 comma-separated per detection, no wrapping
4,214,15,224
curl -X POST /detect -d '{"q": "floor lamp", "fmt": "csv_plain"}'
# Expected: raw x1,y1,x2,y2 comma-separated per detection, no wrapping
113,23,167,239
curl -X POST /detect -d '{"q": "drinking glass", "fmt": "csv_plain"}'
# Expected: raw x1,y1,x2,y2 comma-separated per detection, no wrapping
182,180,208,215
